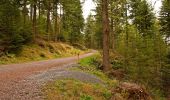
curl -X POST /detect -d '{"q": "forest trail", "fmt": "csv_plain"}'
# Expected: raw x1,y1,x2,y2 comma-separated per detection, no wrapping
0,51,101,100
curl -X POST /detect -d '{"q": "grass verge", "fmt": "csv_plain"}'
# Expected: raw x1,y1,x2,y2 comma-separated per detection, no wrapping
43,54,119,100
44,79,112,100
43,53,165,100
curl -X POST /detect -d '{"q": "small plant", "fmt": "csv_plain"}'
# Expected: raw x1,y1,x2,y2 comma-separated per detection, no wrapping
80,94,93,100
40,53,46,58
43,79,111,100
103,91,112,99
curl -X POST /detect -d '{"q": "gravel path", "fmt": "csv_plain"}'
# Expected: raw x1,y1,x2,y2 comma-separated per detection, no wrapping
0,51,103,100
29,64,104,85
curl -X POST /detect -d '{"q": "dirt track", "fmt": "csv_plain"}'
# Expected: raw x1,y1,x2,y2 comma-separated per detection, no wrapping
0,51,100,100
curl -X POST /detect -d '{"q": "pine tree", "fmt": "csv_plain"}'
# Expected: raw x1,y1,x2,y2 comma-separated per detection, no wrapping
129,0,155,37
159,0,170,96
84,14,96,48
159,0,170,42
61,0,84,44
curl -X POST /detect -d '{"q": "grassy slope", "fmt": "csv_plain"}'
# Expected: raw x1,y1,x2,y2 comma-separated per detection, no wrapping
0,41,88,65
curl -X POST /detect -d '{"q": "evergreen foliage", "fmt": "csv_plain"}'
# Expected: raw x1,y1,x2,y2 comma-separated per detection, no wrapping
0,0,169,98
0,0,84,54
83,0,169,98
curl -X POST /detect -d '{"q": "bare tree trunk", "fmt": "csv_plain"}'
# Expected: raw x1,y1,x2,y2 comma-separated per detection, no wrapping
38,0,41,20
23,0,27,25
30,4,33,21
58,2,62,41
46,0,51,34
46,8,50,41
33,0,37,40
110,1,114,50
102,0,111,72
110,16,114,50
124,1,128,72
46,9,50,33
53,0,58,42
54,5,58,42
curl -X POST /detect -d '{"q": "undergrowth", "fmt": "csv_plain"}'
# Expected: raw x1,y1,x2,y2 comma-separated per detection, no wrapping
44,80,112,100
0,41,88,65
43,54,119,100
70,54,118,86
44,53,166,100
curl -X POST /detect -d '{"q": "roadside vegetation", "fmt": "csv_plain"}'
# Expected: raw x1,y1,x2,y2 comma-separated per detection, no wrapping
0,40,87,65
43,54,116,100
44,54,165,100
44,79,112,100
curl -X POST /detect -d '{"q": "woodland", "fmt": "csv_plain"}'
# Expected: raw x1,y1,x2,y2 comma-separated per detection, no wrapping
0,0,170,99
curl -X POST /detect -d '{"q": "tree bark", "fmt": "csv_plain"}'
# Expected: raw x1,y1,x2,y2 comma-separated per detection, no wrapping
38,0,41,20
46,1,50,34
46,7,50,41
102,0,111,72
58,1,62,41
110,1,114,50
33,0,37,40
23,0,27,25
30,4,33,21
124,1,128,72
110,14,114,50
54,4,58,42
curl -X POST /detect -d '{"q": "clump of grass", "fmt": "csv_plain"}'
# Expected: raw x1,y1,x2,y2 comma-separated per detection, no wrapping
43,79,112,100
69,54,119,90
79,53,101,66
70,54,111,81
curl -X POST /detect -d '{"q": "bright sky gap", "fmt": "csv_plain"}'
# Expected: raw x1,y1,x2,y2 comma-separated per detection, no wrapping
82,0,162,19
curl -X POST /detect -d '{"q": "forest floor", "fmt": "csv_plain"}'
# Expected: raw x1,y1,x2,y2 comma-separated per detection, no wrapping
0,51,99,100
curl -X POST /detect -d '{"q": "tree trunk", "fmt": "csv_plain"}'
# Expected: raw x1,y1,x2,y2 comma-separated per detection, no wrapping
30,4,33,21
110,1,114,50
23,0,27,25
102,0,111,72
110,15,114,50
38,0,41,20
46,6,50,41
124,1,128,72
46,1,50,34
54,4,58,42
58,1,62,41
33,1,37,40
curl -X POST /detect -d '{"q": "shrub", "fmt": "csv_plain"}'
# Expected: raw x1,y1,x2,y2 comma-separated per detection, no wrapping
8,33,25,54
72,43,87,50
80,94,93,100
18,27,33,43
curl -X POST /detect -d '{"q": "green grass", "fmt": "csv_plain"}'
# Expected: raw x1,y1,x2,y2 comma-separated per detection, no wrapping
43,53,166,100
79,55,96,66
43,79,112,100
70,54,118,86
43,54,119,100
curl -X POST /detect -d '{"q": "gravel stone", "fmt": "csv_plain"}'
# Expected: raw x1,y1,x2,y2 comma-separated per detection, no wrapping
0,51,104,100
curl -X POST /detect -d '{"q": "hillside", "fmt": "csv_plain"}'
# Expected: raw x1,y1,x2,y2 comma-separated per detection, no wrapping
0,40,87,65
